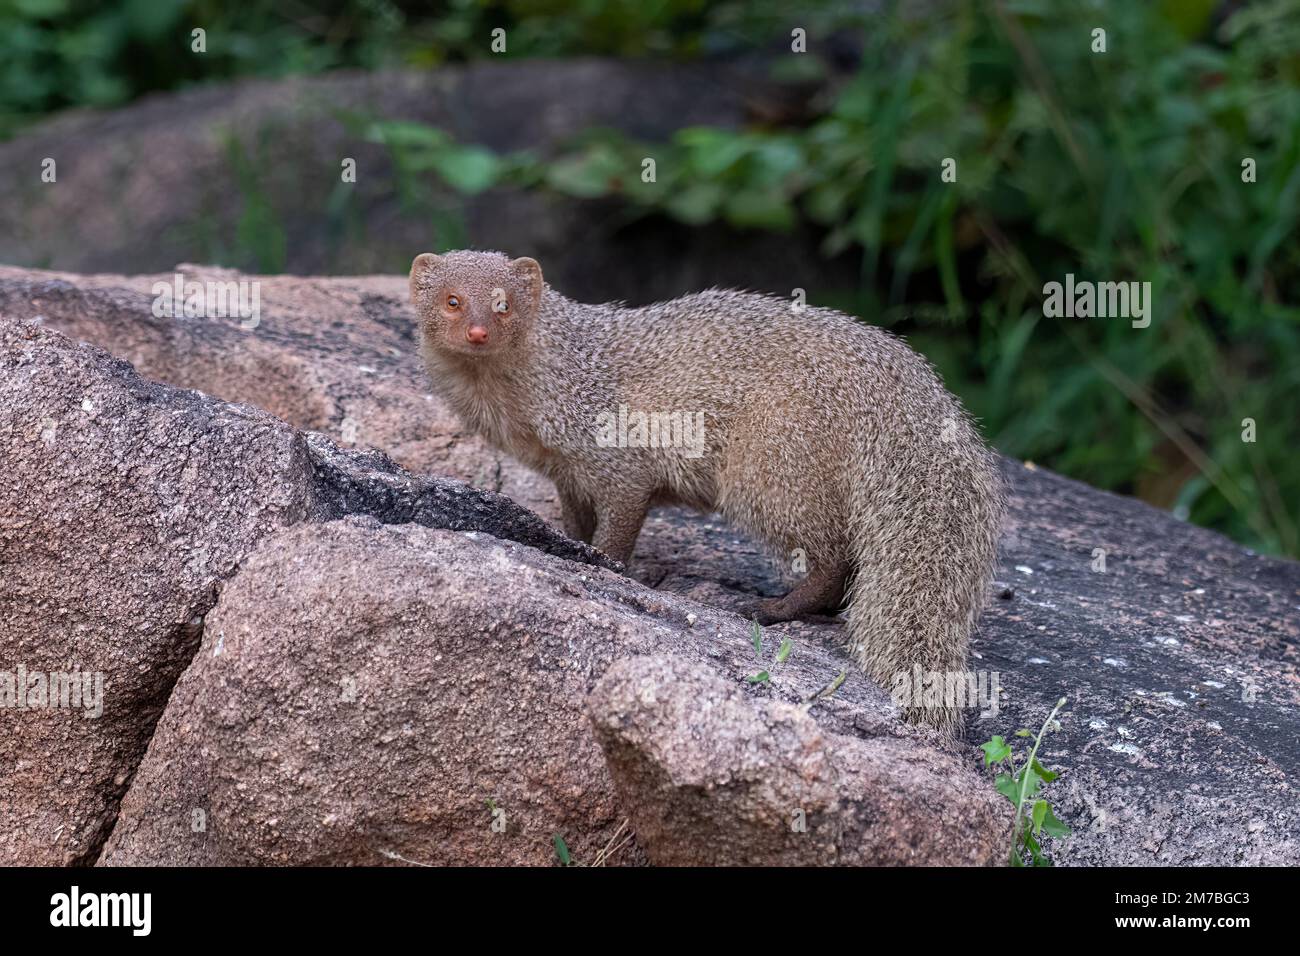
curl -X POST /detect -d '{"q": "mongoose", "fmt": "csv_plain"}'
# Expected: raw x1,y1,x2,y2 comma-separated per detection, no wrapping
410,250,1004,737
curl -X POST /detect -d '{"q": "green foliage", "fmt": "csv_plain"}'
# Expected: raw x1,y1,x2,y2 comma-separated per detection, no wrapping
0,0,403,138
226,134,286,274
981,697,1072,867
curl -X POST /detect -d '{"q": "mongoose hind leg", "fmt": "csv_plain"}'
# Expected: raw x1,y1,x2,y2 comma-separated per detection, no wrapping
592,493,651,565
755,562,850,624
559,487,596,544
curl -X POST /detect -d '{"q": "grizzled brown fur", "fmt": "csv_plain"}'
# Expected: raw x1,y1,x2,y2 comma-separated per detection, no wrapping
410,250,1004,737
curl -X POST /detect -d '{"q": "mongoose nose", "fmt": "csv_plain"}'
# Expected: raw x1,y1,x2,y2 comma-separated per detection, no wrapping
466,326,489,345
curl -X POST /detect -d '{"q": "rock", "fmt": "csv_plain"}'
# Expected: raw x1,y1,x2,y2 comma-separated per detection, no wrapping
588,655,1007,865
0,320,604,865
0,321,310,864
982,462,1300,865
100,517,965,866
303,434,608,570
0,62,853,303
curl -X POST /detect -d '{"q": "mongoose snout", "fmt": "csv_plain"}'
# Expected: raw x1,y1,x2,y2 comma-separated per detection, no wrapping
410,249,1005,739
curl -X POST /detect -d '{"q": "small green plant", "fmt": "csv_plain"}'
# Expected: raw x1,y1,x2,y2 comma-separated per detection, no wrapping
746,621,794,683
808,669,847,702
553,833,572,866
552,820,634,867
776,637,793,664
980,696,1072,867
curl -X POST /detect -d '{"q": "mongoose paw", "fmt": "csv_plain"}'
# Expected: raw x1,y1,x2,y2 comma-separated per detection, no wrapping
754,597,795,625
753,585,849,625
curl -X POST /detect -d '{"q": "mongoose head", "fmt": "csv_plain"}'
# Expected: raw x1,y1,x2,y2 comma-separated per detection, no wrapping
409,250,543,359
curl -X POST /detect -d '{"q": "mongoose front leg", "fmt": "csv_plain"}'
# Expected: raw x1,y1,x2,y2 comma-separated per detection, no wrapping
592,494,650,566
756,562,851,624
558,487,596,544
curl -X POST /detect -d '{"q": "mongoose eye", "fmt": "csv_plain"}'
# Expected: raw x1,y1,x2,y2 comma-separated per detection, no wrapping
494,298,510,315
446,295,460,310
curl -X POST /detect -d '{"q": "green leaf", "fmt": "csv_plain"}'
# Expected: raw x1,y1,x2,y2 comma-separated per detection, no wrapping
368,120,447,148
545,145,626,198
980,736,1011,766
775,637,794,664
1032,799,1048,835
1158,0,1217,38
1040,804,1072,839
553,834,572,866
1030,758,1058,782
675,127,751,178
994,773,1019,803
748,671,771,684
723,190,795,231
751,139,805,186
553,833,572,864
1024,830,1043,865
425,145,501,194
751,620,763,655
663,182,725,225
1015,767,1044,801
934,192,963,315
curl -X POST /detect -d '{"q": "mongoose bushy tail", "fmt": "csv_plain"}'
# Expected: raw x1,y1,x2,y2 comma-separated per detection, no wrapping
410,250,1005,737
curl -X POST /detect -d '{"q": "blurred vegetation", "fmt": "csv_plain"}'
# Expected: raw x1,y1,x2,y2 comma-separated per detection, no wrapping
2,0,1298,556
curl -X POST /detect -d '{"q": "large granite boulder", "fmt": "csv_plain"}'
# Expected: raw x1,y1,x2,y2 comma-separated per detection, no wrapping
100,517,1002,866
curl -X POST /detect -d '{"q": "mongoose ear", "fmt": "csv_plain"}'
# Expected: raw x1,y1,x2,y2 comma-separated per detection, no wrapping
510,256,543,310
409,252,441,302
